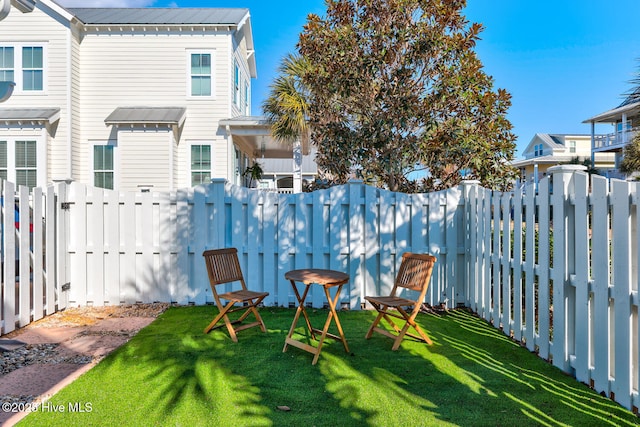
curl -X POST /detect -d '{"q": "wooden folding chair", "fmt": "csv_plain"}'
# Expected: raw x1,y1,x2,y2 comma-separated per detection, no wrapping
365,252,436,350
202,248,269,342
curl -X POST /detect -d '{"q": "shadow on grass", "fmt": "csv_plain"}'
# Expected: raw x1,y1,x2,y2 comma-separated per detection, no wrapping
19,307,640,427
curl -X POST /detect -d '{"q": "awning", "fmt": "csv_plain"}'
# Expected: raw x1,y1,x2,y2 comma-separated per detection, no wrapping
105,107,186,126
0,107,60,124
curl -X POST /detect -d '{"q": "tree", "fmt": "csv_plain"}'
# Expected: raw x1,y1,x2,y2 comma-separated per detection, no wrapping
297,0,518,192
262,53,310,145
620,133,640,175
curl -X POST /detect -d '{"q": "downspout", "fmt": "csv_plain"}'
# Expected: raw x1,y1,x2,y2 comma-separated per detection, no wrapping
590,121,595,166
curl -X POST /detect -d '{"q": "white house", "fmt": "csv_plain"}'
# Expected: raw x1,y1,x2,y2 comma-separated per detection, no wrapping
0,0,306,192
511,133,615,184
583,90,640,179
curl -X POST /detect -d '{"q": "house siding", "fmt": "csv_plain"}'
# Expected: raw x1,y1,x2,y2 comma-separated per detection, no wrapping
118,128,172,192
76,31,233,187
1,5,71,184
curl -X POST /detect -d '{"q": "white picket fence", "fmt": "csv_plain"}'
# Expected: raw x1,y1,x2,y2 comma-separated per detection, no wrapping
1,166,639,412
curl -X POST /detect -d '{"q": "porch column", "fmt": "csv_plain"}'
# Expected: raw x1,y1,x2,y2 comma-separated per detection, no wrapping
293,139,302,193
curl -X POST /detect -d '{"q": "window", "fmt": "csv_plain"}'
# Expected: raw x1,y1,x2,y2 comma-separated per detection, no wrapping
191,145,211,185
0,44,45,92
534,144,543,157
189,52,212,96
22,47,43,91
94,145,114,189
0,138,44,188
233,60,240,107
243,80,250,115
569,140,576,153
0,47,14,82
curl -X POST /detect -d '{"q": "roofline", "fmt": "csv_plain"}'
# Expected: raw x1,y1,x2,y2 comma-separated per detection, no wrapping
582,101,640,123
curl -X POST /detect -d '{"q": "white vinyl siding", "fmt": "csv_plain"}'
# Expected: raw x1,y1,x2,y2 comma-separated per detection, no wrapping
118,129,172,192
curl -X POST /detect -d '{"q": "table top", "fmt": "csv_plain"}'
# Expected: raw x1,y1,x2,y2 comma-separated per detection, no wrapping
285,268,349,287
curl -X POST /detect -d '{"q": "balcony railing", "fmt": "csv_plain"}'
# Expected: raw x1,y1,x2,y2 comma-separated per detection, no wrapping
592,127,639,150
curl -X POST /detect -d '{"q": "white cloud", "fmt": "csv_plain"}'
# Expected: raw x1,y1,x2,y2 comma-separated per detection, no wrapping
56,0,156,7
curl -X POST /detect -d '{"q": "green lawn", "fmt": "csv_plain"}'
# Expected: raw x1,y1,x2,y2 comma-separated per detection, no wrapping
19,306,640,426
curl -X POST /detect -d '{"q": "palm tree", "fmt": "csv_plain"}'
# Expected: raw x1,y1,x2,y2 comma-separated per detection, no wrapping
262,53,311,144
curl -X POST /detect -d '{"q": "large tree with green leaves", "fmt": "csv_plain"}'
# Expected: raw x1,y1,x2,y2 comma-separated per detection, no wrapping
297,0,517,192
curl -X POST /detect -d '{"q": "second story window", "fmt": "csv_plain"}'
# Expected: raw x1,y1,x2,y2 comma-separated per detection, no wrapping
22,47,43,91
189,52,212,97
233,60,240,107
0,47,14,82
534,144,543,157
0,44,45,93
569,140,576,153
243,80,250,115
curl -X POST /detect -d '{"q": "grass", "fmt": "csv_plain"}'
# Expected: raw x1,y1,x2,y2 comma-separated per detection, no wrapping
19,306,640,426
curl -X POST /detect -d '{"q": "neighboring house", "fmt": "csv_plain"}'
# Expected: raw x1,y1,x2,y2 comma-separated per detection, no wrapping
583,91,640,180
511,133,615,184
0,0,299,192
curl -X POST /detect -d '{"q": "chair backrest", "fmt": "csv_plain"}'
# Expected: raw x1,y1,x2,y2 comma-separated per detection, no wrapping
393,252,436,298
203,248,247,290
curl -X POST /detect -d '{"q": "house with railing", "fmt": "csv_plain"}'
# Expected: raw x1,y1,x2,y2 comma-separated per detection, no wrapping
583,89,640,179
511,133,614,185
0,0,307,193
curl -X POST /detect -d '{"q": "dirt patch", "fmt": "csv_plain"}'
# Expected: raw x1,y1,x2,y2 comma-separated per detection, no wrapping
0,303,170,427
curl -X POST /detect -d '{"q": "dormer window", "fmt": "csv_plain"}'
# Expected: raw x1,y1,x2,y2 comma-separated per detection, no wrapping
534,144,543,157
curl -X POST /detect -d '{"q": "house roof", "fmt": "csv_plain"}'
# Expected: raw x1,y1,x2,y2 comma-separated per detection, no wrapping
0,108,60,124
104,107,186,126
582,100,640,124
67,8,249,26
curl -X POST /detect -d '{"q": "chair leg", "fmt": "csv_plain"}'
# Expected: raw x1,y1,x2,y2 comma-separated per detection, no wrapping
365,308,386,339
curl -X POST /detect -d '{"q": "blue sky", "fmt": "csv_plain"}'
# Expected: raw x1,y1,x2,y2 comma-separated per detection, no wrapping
57,0,640,157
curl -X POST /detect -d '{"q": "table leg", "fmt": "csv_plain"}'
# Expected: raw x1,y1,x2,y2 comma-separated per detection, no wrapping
312,284,350,364
283,282,315,353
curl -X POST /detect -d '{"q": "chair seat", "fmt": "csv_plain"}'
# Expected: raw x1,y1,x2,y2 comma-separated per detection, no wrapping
220,289,269,302
365,295,415,308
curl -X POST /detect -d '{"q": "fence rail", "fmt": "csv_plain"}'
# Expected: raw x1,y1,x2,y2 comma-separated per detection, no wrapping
1,167,639,412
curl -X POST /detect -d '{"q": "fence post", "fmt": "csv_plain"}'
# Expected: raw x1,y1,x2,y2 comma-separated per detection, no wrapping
548,164,587,374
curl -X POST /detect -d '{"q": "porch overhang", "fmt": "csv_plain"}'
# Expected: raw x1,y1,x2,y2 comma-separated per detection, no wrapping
582,101,640,124
219,115,309,159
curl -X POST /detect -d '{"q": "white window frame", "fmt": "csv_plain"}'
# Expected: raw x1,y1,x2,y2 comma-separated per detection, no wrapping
0,135,47,189
189,141,213,186
568,140,576,154
186,49,215,98
90,140,119,190
243,79,250,115
0,43,47,94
